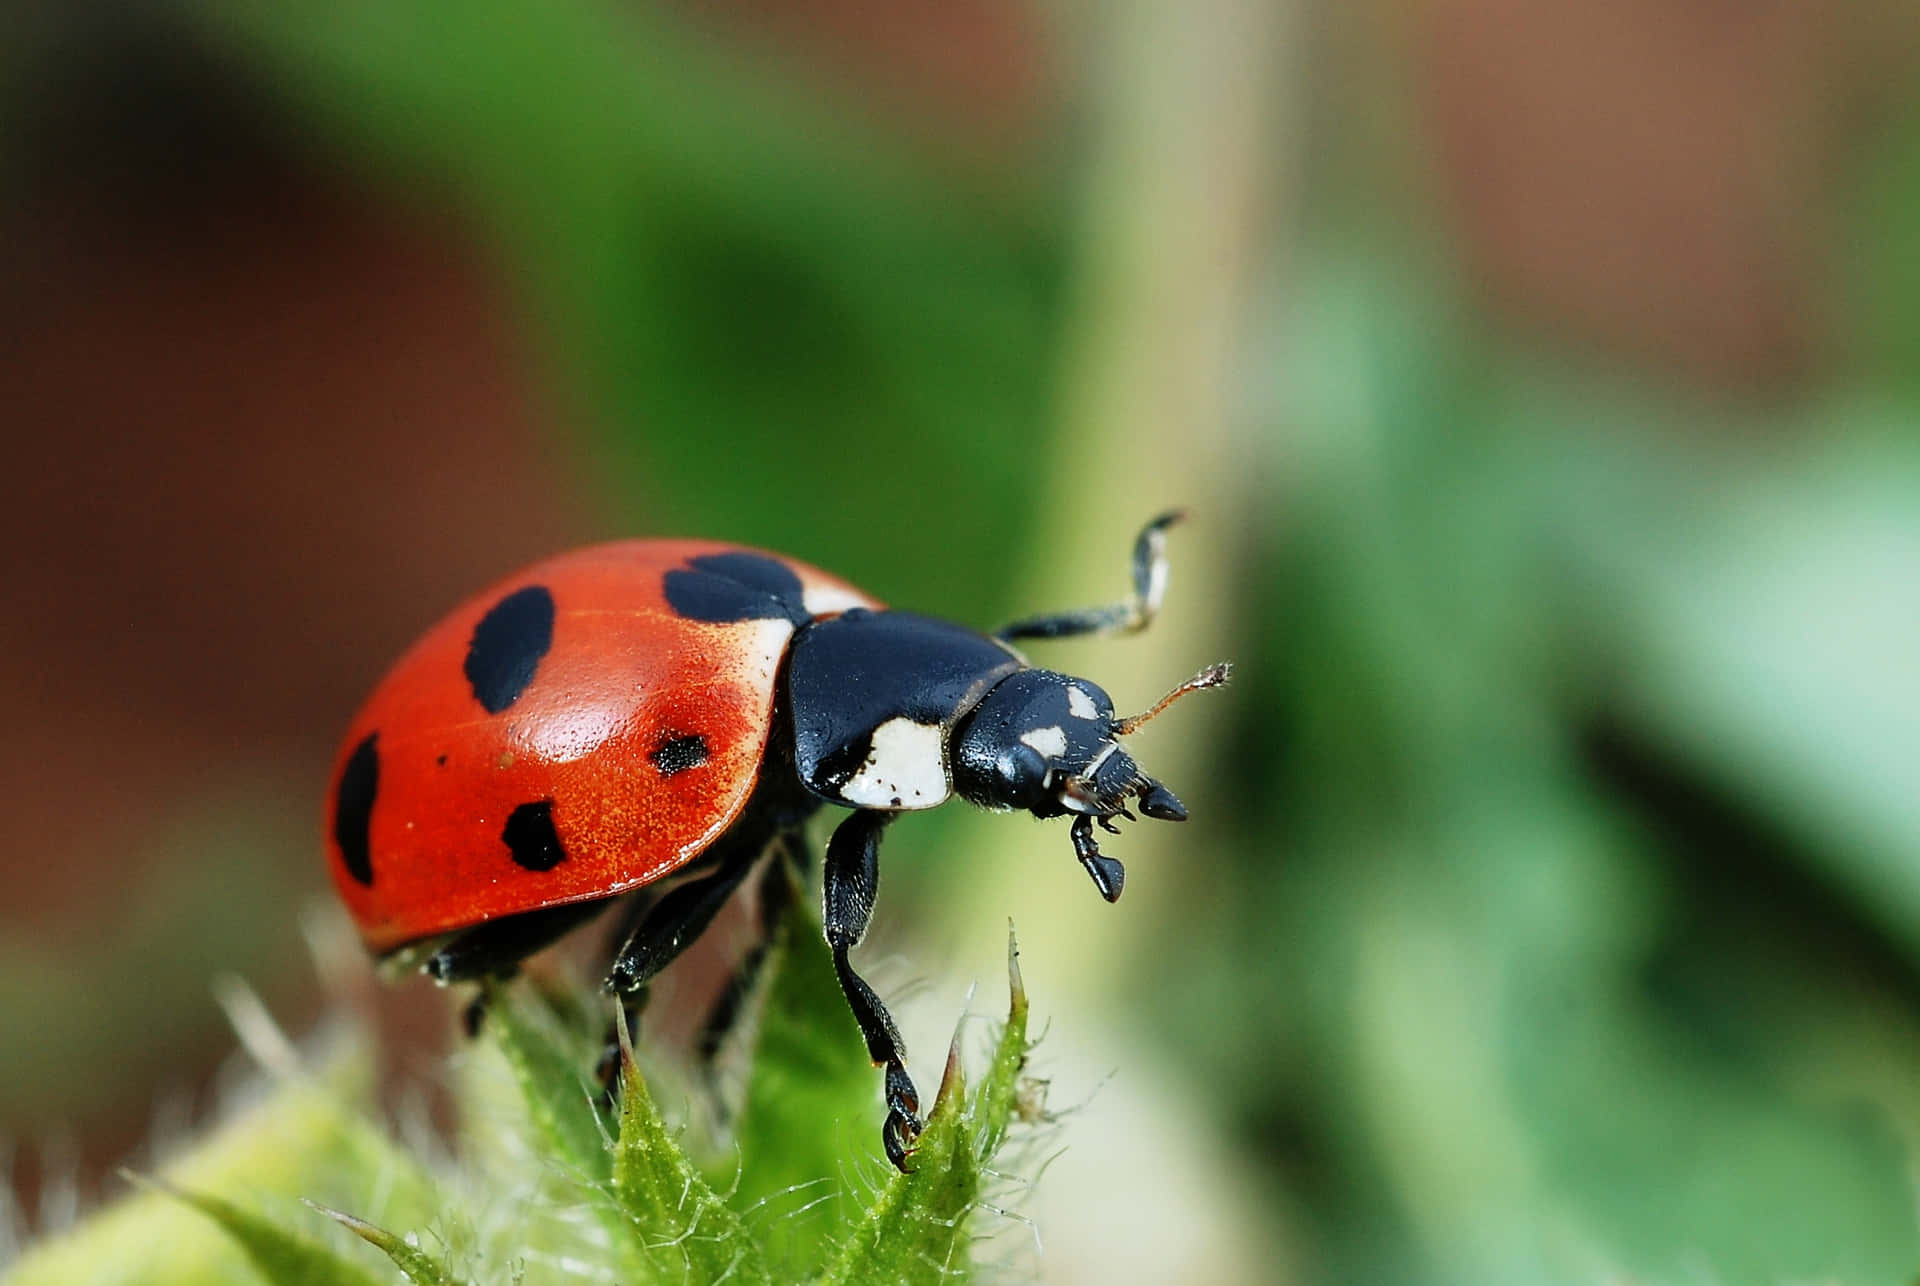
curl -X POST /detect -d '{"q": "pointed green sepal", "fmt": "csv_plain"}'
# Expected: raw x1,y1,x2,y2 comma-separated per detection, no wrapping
125,1171,390,1286
817,923,1035,1286
305,1202,468,1286
607,1002,774,1284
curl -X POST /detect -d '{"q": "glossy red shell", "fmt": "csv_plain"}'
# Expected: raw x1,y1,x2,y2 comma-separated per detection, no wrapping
325,540,879,954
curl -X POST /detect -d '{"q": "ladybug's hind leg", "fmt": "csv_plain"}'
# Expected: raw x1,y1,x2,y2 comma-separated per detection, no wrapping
427,898,616,985
424,898,616,1035
822,810,922,1172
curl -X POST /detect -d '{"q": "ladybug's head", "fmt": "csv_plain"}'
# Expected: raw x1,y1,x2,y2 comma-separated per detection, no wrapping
951,662,1231,895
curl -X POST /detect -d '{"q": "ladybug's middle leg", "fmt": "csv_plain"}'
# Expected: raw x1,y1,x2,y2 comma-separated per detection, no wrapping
594,823,769,1090
822,809,922,1172
602,825,771,997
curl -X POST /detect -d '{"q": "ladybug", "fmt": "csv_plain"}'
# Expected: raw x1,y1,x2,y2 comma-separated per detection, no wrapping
326,512,1227,1170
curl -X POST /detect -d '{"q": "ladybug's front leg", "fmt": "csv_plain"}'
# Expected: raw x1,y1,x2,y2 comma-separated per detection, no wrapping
822,809,922,1171
993,509,1183,643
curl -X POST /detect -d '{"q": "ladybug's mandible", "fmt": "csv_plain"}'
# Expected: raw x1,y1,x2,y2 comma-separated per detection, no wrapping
326,512,1228,1170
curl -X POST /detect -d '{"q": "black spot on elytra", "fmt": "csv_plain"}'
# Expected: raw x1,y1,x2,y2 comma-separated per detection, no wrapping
502,799,567,872
436,754,448,767
465,585,555,714
333,733,379,886
663,552,807,624
650,733,710,777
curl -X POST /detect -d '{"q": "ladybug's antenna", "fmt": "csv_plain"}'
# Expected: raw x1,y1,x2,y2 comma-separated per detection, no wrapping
1112,662,1232,737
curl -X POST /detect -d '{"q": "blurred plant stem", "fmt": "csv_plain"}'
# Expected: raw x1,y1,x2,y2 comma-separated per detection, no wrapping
938,3,1304,1278
965,0,1297,983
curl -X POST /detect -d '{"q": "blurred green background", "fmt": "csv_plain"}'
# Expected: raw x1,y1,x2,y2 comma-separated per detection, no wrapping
5,0,1920,1281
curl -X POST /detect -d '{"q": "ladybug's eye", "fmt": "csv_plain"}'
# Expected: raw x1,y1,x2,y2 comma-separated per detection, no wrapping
1001,744,1050,803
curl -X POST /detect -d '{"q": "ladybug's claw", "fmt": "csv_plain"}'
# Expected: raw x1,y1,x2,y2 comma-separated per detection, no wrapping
883,1108,921,1173
885,1060,921,1122
883,1059,924,1171
881,1058,924,1173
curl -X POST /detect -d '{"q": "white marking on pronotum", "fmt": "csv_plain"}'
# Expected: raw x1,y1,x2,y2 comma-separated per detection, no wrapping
1020,725,1068,759
842,717,950,809
1066,684,1100,720
801,584,871,617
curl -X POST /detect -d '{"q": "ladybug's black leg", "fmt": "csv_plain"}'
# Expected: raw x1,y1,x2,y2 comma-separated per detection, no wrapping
595,838,766,1094
599,884,663,973
1070,814,1128,903
425,897,615,985
692,830,808,1070
822,809,921,1171
993,509,1183,643
603,841,766,997
420,899,615,1038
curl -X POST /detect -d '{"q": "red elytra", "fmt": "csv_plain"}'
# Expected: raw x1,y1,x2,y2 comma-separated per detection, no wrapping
324,540,877,954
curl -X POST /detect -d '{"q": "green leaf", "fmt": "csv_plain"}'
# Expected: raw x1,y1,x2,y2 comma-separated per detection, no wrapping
4,922,1058,1285
1241,257,1920,1283
479,979,707,1282
127,1174,389,1286
970,927,1032,1164
3,1019,440,1286
817,926,1033,1286
306,1204,468,1286
605,1010,772,1284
